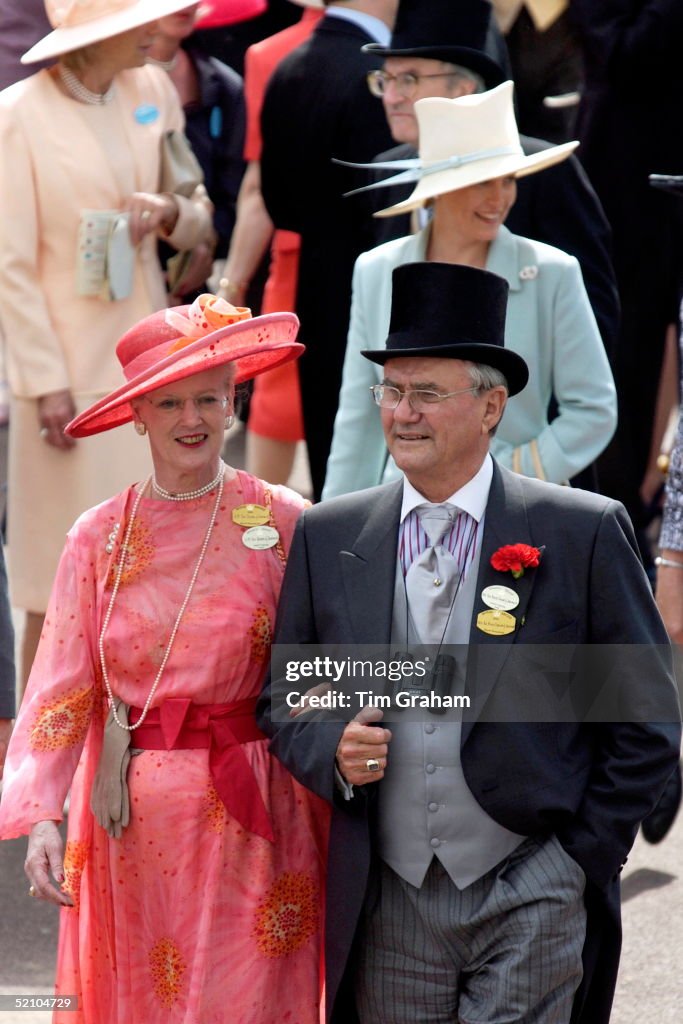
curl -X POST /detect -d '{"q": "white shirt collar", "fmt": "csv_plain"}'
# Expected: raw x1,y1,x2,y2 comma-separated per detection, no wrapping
324,6,392,45
400,453,494,524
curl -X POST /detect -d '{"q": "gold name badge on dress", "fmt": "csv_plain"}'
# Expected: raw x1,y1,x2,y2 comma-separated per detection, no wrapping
481,585,520,612
477,609,517,636
232,503,270,527
242,525,280,550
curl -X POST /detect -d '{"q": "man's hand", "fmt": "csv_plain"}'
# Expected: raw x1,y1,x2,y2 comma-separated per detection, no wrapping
0,718,12,780
38,390,76,450
25,820,73,907
335,705,391,786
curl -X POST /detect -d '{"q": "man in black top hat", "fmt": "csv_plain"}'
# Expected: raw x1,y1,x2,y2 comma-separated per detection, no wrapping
260,261,680,1024
363,0,618,355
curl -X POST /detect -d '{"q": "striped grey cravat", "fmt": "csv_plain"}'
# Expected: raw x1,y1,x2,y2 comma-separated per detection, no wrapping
405,505,460,643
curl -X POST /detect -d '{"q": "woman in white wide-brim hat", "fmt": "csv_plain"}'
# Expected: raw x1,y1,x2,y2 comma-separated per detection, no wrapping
323,80,618,499
0,0,216,692
0,294,329,1022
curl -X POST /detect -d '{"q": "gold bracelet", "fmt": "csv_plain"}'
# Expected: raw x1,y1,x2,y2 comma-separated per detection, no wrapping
654,556,683,569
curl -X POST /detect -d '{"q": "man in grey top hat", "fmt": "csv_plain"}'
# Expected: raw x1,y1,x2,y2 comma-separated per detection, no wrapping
259,261,681,1024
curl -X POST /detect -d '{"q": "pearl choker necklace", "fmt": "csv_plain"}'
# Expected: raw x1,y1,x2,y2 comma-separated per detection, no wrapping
59,64,115,105
152,461,225,501
147,55,179,73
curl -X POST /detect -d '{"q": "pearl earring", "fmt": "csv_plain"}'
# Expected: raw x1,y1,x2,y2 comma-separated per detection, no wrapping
134,421,147,436
225,414,235,431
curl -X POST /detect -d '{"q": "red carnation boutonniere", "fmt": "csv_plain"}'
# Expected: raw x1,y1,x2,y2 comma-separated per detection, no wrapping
490,543,542,579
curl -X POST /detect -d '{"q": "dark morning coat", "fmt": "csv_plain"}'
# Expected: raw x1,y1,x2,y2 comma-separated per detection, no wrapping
258,462,681,1024
259,15,395,499
572,0,683,528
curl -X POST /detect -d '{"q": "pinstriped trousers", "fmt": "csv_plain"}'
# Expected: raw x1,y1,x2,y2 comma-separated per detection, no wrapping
354,835,587,1024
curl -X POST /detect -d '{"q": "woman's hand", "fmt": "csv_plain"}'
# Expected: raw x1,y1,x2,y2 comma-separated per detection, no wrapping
655,552,683,645
38,390,76,450
168,240,215,303
25,820,73,907
125,191,179,245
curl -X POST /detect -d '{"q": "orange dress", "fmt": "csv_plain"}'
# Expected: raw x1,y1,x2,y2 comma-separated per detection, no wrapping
0,472,328,1023
243,9,323,442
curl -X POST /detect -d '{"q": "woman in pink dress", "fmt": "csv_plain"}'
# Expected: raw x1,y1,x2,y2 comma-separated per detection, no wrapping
0,293,328,1023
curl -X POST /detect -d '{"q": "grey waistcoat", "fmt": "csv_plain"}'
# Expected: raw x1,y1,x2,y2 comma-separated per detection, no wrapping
376,537,525,889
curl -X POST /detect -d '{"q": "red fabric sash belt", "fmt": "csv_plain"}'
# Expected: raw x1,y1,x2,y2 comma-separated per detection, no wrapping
129,697,274,843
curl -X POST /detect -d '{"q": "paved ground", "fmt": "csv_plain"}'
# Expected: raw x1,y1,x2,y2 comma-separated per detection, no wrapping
0,814,681,1023
0,428,680,1021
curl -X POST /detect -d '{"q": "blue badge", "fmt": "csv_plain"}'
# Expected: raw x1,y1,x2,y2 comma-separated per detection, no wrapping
134,103,159,125
209,106,222,140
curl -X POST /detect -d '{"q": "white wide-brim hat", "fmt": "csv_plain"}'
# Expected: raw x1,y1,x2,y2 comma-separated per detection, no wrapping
22,0,204,64
347,82,578,218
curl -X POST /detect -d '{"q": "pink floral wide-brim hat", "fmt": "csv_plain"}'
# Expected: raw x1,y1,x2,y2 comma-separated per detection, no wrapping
66,294,302,437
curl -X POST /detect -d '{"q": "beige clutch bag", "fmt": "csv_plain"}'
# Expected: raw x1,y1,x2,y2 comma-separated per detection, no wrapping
159,129,204,199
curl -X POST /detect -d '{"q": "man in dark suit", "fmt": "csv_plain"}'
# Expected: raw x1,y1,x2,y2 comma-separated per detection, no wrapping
259,262,681,1024
362,0,619,356
572,0,683,555
259,0,398,499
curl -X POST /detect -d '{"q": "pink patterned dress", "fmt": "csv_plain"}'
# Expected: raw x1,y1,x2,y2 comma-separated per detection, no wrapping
0,471,329,1023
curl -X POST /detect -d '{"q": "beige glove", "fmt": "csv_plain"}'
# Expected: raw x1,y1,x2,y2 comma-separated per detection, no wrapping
90,699,131,839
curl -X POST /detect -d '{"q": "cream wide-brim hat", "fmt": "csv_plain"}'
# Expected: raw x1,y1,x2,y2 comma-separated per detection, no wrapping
375,81,578,218
22,0,205,64
288,0,324,7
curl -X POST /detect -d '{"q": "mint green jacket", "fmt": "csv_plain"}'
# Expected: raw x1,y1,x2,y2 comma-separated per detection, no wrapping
323,224,617,499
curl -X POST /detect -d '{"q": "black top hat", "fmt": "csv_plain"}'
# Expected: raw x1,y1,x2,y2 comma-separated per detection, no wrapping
361,262,529,397
363,0,504,90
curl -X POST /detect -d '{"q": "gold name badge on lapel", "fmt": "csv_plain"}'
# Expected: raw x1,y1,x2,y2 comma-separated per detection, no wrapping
232,503,270,527
242,525,280,550
477,609,517,636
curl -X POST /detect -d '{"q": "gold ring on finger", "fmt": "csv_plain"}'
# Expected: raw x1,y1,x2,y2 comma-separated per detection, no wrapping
366,758,380,772
28,885,37,897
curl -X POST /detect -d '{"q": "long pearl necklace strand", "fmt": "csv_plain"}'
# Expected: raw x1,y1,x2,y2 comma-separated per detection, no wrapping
99,468,225,731
152,461,225,502
59,64,115,105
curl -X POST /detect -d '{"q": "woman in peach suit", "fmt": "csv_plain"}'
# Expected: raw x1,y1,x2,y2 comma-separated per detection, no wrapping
0,0,214,689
